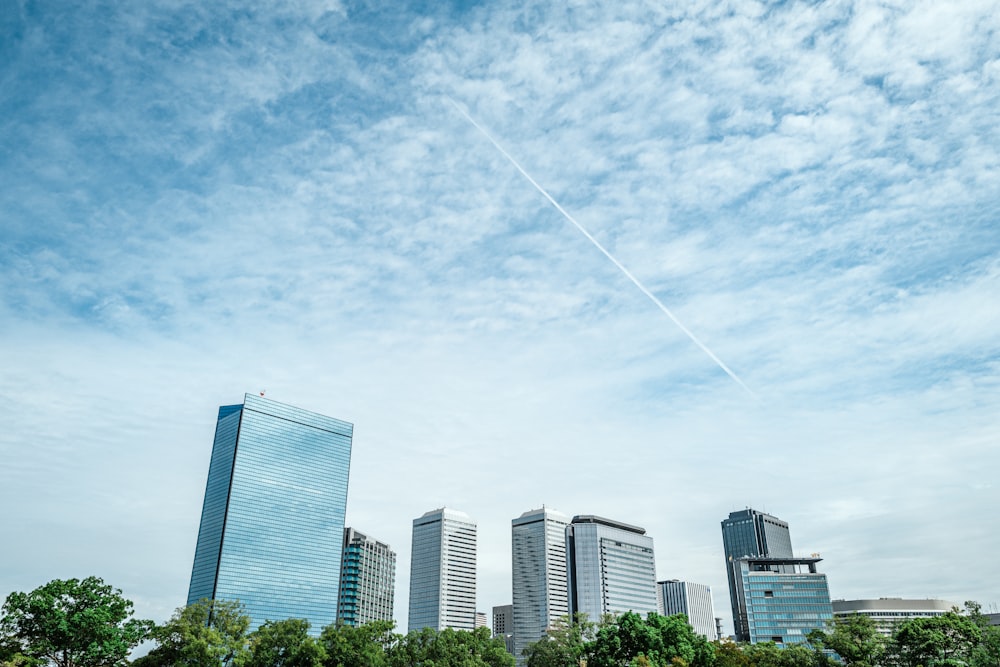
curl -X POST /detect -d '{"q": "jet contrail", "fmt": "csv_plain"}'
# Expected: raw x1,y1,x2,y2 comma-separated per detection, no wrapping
446,96,756,398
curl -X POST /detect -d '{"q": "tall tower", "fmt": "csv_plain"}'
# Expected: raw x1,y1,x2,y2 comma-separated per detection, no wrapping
187,394,353,633
657,580,718,640
511,507,571,663
408,508,477,632
566,515,658,622
337,527,396,627
721,508,793,641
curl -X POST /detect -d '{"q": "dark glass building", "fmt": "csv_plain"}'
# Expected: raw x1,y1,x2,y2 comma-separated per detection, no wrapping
187,394,353,633
721,509,793,641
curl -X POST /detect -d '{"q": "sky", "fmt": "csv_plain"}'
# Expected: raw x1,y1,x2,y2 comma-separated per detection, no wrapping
1,0,999,635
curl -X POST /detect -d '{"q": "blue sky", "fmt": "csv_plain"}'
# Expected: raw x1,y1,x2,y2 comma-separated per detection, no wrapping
2,0,999,632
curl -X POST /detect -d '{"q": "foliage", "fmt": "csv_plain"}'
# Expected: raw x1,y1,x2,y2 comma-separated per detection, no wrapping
890,611,981,667
245,619,324,667
0,577,152,667
133,598,250,667
740,642,830,667
583,612,715,667
807,613,886,667
388,626,513,667
320,620,395,667
522,614,595,667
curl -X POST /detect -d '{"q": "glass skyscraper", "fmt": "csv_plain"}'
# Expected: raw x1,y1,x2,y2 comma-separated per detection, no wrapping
187,393,353,634
566,515,658,622
408,508,477,632
337,527,396,627
511,507,570,664
721,508,793,641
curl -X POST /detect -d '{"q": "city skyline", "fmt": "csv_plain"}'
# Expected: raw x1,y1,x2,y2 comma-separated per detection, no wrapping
2,0,998,637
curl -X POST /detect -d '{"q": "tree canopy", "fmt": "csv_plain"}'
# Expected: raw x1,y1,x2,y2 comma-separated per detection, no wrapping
0,577,152,667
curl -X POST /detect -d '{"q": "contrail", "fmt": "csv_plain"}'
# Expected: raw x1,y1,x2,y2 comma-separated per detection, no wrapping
446,96,756,398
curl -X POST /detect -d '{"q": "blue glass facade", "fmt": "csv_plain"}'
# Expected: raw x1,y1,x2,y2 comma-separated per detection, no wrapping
187,394,353,634
737,558,833,645
722,509,794,641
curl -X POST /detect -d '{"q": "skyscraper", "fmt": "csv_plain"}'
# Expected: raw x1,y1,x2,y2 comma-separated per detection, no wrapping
732,556,833,645
187,394,353,633
721,509,793,641
337,527,396,627
511,507,571,663
566,515,658,622
492,604,515,654
408,508,477,632
657,580,718,640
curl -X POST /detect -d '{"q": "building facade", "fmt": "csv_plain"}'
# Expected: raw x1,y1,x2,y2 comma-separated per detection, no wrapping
566,515,658,622
187,394,353,633
832,598,958,636
493,604,515,654
734,556,833,645
657,580,718,640
721,509,794,642
408,508,477,632
512,507,571,663
337,527,396,627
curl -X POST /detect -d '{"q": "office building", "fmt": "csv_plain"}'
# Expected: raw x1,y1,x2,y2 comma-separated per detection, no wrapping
733,556,833,645
337,527,396,627
657,580,718,640
721,509,794,642
512,507,571,663
566,515,658,621
493,604,515,654
408,508,477,632
832,598,958,636
187,394,353,633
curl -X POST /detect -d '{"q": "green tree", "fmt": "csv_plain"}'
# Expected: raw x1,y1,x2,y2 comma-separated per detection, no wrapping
522,614,595,667
807,614,886,667
244,619,323,667
711,639,750,667
320,620,395,667
891,611,981,667
133,599,250,667
585,612,715,667
961,603,999,667
742,641,827,667
388,626,514,667
0,577,151,667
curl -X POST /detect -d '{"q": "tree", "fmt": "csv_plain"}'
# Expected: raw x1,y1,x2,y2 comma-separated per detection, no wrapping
522,614,595,667
0,577,151,667
741,641,827,667
320,620,395,667
961,603,999,667
388,626,514,667
245,619,324,667
807,614,886,667
584,612,716,667
133,599,250,667
891,611,981,667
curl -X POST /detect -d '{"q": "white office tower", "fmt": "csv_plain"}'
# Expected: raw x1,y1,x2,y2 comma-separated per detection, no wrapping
512,508,571,664
657,580,718,640
408,508,477,632
567,515,658,621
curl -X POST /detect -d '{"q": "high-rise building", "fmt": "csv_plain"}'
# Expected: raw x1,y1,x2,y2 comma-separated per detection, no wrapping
732,556,833,645
408,508,477,632
511,507,571,663
187,394,353,633
493,604,515,654
337,527,396,627
721,509,794,641
566,515,658,621
657,580,718,640
832,598,958,636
